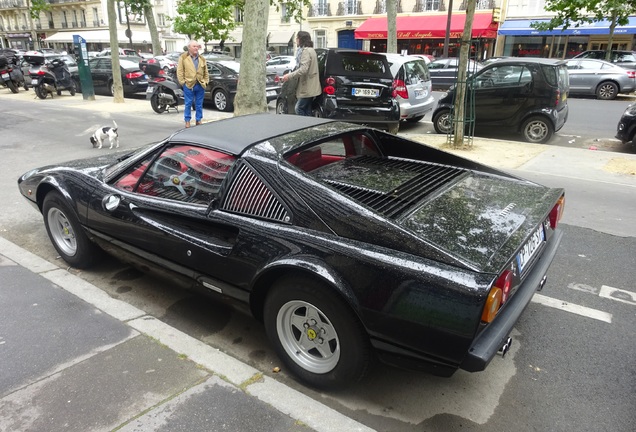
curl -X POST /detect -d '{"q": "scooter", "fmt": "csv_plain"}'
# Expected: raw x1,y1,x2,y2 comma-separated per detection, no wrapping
30,58,76,99
142,59,183,114
0,53,26,93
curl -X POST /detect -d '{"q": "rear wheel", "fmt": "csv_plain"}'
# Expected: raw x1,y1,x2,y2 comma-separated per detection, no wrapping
57,89,62,96
433,109,452,134
213,89,231,111
264,276,373,389
387,123,399,134
108,81,115,97
7,80,18,93
42,191,100,269
276,98,287,114
151,93,168,113
596,81,618,100
35,84,48,99
521,116,554,143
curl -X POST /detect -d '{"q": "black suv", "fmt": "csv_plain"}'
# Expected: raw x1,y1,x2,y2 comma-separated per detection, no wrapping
276,48,400,133
432,58,570,143
573,50,636,70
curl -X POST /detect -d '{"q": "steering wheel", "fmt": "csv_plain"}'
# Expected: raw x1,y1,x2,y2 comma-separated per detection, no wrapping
150,155,199,199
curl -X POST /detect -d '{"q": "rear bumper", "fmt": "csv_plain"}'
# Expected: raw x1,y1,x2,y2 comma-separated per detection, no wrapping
460,228,564,372
397,94,435,119
321,97,400,125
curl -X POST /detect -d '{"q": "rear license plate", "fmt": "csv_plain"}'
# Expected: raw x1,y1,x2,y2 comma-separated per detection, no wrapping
516,225,545,273
31,78,39,85
352,87,379,98
1,73,9,79
266,90,276,97
414,88,426,98
146,86,153,93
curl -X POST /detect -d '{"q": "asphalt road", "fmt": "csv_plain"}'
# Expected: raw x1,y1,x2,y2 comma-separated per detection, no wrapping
0,92,634,432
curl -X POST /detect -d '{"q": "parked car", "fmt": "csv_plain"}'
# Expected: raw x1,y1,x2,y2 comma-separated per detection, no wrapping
96,47,140,58
266,55,297,75
411,54,434,63
432,58,570,143
275,48,400,133
153,55,178,72
381,52,435,123
616,102,636,144
139,56,177,75
21,51,79,90
205,60,281,112
573,50,636,70
200,51,235,62
565,58,636,100
87,57,148,96
17,114,565,389
428,57,483,89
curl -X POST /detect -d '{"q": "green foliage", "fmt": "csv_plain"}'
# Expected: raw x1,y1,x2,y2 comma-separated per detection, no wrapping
531,0,636,31
29,0,50,21
171,0,238,43
123,0,154,16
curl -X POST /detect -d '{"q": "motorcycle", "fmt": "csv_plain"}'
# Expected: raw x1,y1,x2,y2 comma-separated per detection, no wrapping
29,57,76,99
0,50,26,93
141,58,183,114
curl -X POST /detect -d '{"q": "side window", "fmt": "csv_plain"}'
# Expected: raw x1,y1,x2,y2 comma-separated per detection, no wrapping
114,145,236,205
286,133,380,172
578,60,598,70
210,65,221,76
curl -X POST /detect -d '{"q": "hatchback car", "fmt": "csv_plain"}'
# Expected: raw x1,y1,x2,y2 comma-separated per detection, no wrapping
432,58,570,143
265,55,297,75
275,48,400,133
428,57,483,89
382,53,435,123
88,57,148,96
565,58,636,100
573,50,636,70
616,102,636,144
18,114,565,389
206,60,281,112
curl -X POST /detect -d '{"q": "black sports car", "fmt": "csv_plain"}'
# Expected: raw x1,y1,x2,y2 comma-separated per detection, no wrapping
18,114,565,389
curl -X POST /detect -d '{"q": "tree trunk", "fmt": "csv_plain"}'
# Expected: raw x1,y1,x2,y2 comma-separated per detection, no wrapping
451,0,476,148
143,5,162,56
606,11,618,62
387,0,398,53
108,0,124,103
234,0,270,116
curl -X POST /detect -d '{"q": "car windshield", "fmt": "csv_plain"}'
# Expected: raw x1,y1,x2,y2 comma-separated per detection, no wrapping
104,142,164,181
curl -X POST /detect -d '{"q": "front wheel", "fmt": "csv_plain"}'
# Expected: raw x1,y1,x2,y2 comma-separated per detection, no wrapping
521,116,554,143
42,191,100,269
264,276,373,389
387,123,399,134
433,109,452,134
596,81,618,100
34,84,48,99
150,93,167,113
212,89,231,112
69,81,76,96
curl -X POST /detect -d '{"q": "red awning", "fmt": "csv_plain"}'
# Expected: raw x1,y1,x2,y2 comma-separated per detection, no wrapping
354,13,498,40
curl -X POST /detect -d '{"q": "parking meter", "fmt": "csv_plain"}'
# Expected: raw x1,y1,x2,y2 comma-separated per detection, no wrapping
73,34,95,100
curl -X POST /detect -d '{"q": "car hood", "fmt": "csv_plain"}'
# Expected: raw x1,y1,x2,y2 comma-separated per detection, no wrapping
401,172,560,271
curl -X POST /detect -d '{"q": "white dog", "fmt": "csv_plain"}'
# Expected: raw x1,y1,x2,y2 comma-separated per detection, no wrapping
90,121,119,149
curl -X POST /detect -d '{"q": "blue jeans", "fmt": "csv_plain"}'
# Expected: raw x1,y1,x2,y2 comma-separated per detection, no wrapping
183,83,205,122
295,97,314,116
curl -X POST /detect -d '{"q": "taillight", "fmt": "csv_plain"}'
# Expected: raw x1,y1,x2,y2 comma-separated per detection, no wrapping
37,70,47,76
481,287,502,323
549,195,565,229
126,71,144,79
274,75,280,84
324,76,336,95
555,89,561,106
627,70,636,79
393,79,408,99
495,270,513,304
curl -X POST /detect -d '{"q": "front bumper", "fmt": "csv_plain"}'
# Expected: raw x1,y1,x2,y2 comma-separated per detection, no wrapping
460,228,564,372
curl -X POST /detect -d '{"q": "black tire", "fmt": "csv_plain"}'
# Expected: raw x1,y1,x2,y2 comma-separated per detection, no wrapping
275,98,287,114
387,123,399,134
264,275,373,389
406,115,424,123
42,191,100,269
521,116,554,144
57,89,62,96
433,109,452,134
596,81,618,100
35,84,48,99
8,80,18,93
108,81,115,97
69,82,76,96
151,93,167,113
213,89,231,112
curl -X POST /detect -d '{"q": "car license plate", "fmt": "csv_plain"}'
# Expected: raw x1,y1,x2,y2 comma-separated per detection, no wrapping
146,86,153,94
352,87,379,98
266,90,276,96
1,73,9,79
414,88,426,98
516,225,545,273
31,78,39,85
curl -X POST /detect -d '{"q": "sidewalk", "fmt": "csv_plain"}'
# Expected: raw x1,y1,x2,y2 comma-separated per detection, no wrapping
1,88,635,432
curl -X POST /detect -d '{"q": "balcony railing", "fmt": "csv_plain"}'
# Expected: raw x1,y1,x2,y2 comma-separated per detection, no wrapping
337,1,362,15
308,2,331,17
61,22,68,28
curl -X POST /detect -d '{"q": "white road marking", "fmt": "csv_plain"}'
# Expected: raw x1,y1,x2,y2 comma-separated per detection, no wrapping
532,293,612,323
599,285,636,306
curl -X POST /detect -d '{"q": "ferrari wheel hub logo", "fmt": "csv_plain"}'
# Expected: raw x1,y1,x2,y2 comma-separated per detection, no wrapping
306,328,317,340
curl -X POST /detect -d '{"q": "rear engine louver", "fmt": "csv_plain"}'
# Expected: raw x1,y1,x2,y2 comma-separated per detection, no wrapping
221,163,291,223
324,156,467,219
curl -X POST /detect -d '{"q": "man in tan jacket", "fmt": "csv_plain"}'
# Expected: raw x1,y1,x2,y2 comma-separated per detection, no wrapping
282,31,322,116
177,41,209,128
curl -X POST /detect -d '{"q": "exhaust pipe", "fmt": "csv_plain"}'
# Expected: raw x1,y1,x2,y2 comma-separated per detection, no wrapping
498,336,512,358
158,92,176,104
538,274,547,291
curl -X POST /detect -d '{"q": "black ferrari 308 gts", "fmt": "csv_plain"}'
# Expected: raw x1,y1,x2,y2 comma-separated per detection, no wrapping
18,114,565,389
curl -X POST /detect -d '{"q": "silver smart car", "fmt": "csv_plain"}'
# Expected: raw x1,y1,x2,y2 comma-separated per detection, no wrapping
382,53,435,123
